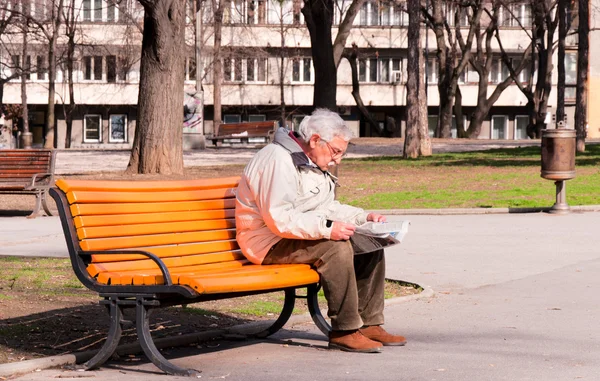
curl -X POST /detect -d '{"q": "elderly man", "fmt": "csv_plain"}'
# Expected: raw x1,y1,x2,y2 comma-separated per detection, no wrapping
235,109,406,353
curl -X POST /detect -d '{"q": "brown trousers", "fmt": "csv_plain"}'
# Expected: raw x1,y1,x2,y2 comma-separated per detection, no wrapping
263,239,386,331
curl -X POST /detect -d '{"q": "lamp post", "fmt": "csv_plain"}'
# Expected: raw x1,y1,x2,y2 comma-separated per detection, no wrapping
185,0,206,150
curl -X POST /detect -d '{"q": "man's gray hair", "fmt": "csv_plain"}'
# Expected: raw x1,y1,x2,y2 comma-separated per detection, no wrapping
297,109,354,143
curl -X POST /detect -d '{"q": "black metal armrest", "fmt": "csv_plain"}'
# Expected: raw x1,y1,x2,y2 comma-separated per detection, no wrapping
79,249,174,286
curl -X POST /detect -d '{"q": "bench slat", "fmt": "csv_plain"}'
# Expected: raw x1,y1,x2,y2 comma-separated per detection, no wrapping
56,177,240,193
182,264,319,294
77,219,236,240
87,250,244,274
80,229,236,251
66,187,236,204
74,209,235,228
89,240,240,263
70,199,235,217
95,259,250,285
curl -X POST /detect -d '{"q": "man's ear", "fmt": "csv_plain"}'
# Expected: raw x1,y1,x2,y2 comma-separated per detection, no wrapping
309,134,320,148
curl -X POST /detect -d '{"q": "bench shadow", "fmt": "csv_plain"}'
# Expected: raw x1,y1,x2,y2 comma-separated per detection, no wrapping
0,209,32,217
0,303,250,363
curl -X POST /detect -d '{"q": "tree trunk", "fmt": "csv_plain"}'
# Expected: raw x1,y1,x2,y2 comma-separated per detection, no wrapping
575,0,589,152
454,86,465,138
556,0,567,124
303,0,337,110
127,0,186,174
21,23,30,148
212,0,228,132
404,0,423,158
65,0,76,149
279,18,286,127
345,47,382,134
44,0,64,149
418,40,431,156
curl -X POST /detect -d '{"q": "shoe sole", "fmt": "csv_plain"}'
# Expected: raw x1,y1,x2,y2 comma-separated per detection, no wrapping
381,341,407,346
328,342,382,353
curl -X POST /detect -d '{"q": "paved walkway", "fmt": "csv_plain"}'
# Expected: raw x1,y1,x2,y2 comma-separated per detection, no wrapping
2,211,600,380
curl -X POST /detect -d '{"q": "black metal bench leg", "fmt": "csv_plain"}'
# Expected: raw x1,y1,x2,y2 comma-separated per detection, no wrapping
27,191,43,219
85,299,124,370
307,284,331,336
253,288,296,338
42,190,54,216
136,299,200,376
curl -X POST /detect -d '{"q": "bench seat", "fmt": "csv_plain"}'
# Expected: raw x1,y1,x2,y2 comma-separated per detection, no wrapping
50,176,329,376
0,149,56,217
211,121,277,146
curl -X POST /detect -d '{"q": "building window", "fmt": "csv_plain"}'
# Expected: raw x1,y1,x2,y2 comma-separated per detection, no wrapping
426,59,437,84
500,3,532,28
106,55,117,83
359,1,406,26
84,115,102,143
246,58,267,82
292,58,313,82
223,114,241,124
223,58,246,82
515,115,529,139
490,58,509,84
428,115,438,137
565,51,577,102
25,56,31,80
248,114,266,122
491,115,508,139
36,55,46,81
109,114,127,143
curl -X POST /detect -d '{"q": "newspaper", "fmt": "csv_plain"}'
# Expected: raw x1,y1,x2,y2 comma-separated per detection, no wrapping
351,221,410,255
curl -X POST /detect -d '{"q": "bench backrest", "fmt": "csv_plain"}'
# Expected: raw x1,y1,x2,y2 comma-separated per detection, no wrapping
216,121,277,137
53,177,242,287
0,149,55,187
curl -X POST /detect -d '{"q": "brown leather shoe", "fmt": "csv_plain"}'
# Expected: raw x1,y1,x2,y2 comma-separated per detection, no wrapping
328,330,383,353
359,325,407,346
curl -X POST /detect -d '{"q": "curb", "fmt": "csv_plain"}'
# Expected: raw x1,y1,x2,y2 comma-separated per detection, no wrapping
0,280,433,378
369,204,600,215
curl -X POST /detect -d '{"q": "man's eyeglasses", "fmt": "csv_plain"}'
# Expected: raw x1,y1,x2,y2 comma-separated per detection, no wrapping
325,141,347,160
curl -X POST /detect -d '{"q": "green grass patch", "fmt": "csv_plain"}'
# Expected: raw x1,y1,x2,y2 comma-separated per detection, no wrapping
337,145,600,209
230,300,283,317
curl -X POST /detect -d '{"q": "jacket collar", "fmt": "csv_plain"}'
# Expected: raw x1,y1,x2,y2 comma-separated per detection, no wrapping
273,128,338,184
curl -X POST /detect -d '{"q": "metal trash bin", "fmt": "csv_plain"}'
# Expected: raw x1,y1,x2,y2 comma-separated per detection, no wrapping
540,127,576,214
541,128,576,181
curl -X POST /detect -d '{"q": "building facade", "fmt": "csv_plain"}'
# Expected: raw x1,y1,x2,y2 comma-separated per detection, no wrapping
0,0,597,149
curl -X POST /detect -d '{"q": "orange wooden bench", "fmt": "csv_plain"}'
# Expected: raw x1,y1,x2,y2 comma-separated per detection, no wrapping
211,121,277,146
50,177,330,376
0,149,56,217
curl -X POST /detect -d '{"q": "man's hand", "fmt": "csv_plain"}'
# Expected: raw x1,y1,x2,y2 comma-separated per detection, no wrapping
330,221,356,241
367,213,387,223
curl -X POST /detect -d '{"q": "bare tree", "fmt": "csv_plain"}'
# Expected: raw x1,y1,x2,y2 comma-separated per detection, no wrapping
575,0,589,152
211,0,231,134
126,0,186,174
0,1,18,113
404,0,430,158
422,0,482,138
302,0,366,110
556,0,573,124
496,0,558,138
467,1,530,138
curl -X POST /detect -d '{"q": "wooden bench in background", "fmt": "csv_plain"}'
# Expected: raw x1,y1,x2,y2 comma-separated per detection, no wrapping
211,121,278,146
50,177,330,376
0,149,56,218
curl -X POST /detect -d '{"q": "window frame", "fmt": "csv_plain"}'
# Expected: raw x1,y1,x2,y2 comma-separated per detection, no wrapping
291,57,313,83
83,114,102,143
514,115,529,140
108,114,128,143
491,115,508,140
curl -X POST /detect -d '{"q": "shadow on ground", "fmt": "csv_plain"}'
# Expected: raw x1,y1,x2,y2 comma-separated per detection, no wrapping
0,303,247,364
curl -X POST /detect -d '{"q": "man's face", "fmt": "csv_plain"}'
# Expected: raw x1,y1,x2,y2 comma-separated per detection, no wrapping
307,135,348,171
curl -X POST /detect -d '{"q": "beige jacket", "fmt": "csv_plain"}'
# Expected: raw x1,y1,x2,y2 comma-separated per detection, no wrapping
235,128,369,264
